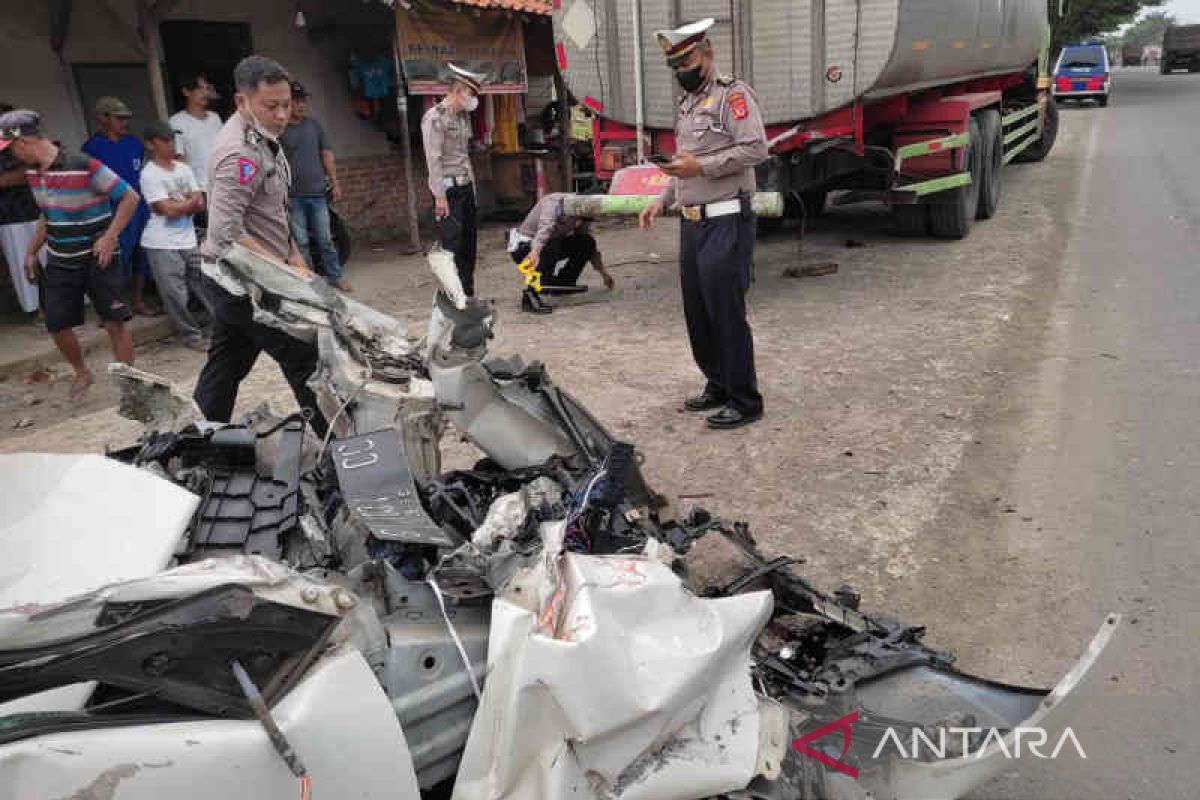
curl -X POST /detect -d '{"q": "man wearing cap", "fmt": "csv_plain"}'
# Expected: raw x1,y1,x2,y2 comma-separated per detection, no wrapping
508,191,613,313
192,54,328,436
639,18,768,430
140,119,208,351
281,81,347,291
421,63,484,297
83,96,157,317
0,108,138,400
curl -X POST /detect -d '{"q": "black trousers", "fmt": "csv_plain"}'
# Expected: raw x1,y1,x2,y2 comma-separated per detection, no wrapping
510,232,597,287
193,276,329,437
679,208,763,415
439,185,478,296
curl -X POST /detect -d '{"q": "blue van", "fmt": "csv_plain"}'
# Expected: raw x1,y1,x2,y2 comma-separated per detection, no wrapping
1053,42,1111,106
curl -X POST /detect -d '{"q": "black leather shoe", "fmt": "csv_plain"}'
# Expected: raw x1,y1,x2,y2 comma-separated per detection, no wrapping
706,405,763,430
541,284,589,296
521,289,553,314
684,391,727,412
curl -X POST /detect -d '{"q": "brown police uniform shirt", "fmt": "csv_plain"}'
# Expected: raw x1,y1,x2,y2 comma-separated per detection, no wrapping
421,100,474,200
202,112,292,267
517,192,586,252
659,76,769,208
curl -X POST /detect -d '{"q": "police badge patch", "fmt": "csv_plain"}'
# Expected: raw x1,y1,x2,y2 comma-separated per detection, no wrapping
237,157,259,185
728,91,749,121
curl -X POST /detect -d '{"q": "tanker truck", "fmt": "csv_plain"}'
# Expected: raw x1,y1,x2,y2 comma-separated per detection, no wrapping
552,0,1059,239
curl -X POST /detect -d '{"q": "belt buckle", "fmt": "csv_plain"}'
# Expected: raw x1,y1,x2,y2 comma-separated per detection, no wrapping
682,205,702,222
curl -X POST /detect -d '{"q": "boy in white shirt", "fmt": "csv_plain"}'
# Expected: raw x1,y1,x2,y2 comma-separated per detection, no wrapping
139,120,207,350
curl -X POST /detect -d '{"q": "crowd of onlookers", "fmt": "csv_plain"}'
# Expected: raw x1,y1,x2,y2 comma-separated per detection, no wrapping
0,73,345,401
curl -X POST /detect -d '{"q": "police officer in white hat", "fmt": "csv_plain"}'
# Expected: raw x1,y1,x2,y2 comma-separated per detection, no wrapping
639,18,769,430
421,63,485,297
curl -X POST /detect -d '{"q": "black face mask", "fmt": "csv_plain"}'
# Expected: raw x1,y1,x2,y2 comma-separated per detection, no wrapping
674,65,704,93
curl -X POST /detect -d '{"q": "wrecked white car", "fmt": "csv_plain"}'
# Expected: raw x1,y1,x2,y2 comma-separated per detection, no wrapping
0,246,1118,800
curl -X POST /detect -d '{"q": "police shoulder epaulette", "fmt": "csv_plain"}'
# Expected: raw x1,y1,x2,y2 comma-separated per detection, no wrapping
715,74,735,87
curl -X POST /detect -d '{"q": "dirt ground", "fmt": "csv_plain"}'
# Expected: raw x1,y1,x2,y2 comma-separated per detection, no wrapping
0,117,1087,688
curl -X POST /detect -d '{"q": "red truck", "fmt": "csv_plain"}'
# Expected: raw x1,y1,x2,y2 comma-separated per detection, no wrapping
553,0,1059,239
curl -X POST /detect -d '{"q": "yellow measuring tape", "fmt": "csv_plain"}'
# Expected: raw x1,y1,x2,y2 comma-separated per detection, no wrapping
517,255,543,293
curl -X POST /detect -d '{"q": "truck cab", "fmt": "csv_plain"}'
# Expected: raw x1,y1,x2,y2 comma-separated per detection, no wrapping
1053,42,1111,106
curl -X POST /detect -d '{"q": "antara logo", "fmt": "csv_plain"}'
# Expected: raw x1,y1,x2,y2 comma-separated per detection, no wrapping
791,711,860,779
791,711,1087,779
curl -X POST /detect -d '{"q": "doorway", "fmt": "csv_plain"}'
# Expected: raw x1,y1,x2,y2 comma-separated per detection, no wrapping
159,21,253,119
73,63,158,136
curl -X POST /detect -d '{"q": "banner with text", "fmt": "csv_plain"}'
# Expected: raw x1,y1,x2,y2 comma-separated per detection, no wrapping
395,7,528,95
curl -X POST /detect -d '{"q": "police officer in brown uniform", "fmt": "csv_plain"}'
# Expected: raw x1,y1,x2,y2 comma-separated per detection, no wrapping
422,63,484,297
640,18,769,430
193,55,328,436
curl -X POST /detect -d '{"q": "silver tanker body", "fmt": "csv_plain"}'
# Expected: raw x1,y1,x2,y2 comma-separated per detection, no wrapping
553,0,1048,129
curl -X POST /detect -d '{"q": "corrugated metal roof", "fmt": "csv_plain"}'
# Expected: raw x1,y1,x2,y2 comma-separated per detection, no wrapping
448,0,553,16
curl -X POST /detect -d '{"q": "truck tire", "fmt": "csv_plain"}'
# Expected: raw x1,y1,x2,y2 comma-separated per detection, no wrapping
1098,94,1109,107
891,203,929,237
800,189,827,220
929,117,982,239
1014,96,1058,164
976,109,1003,220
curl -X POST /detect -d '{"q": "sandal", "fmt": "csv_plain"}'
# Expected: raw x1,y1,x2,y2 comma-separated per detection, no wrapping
68,372,95,403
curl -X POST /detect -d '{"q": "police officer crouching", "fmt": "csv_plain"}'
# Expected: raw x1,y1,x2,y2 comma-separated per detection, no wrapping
422,64,484,297
192,55,328,436
639,18,769,430
508,191,614,314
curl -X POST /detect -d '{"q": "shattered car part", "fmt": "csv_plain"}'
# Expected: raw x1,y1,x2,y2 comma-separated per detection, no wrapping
0,244,1120,800
0,584,339,718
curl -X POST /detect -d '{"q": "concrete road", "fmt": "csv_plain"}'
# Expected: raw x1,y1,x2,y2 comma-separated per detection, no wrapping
959,69,1200,798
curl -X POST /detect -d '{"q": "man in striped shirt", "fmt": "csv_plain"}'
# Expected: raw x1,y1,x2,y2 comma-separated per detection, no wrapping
0,109,138,401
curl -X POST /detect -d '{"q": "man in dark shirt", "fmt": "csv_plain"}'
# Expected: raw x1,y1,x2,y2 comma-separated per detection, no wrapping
82,96,158,317
280,82,347,291
0,108,139,401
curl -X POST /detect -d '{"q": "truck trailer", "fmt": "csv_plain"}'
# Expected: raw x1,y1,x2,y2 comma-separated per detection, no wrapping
1161,24,1200,73
553,0,1059,239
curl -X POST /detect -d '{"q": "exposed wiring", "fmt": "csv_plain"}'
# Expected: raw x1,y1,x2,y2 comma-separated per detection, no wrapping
427,575,484,700
316,368,373,464
231,660,310,789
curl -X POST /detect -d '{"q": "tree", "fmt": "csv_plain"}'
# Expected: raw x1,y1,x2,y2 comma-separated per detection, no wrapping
1050,0,1164,50
1121,10,1175,48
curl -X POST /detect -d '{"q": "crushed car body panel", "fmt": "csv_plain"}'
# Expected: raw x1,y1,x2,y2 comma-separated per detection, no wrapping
0,453,197,609
452,549,774,800
0,244,1122,800
0,646,421,800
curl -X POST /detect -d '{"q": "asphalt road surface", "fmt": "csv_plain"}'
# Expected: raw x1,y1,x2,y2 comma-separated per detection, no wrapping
964,68,1200,799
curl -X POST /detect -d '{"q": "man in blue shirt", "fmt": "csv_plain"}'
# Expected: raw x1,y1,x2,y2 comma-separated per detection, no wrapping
82,96,158,317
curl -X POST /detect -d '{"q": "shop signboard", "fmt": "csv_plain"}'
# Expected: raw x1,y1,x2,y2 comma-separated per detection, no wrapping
396,6,528,94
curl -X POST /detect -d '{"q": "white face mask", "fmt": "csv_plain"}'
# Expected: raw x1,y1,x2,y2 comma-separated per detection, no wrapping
237,100,281,142
465,95,479,113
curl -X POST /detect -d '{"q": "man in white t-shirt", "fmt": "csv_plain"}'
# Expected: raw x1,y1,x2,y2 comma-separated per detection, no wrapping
168,73,223,193
140,120,207,350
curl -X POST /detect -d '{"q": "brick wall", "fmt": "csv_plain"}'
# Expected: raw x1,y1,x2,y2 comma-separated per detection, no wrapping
337,152,433,244
337,149,565,245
